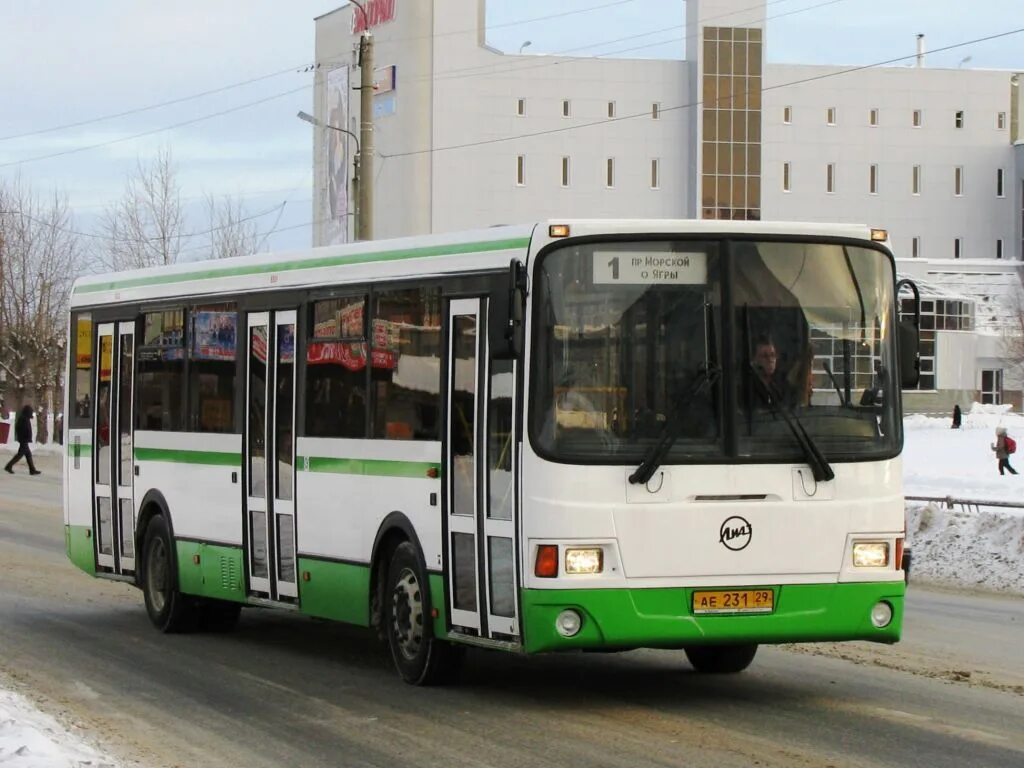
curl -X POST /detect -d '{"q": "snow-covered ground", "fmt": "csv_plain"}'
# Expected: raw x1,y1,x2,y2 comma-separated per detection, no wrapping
1,404,1022,765
0,688,119,767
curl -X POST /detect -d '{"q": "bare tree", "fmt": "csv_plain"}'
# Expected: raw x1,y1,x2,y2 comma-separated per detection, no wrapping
206,193,261,260
0,176,81,412
98,146,184,271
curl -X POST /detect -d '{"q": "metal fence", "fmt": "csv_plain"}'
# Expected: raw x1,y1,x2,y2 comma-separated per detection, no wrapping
905,495,1024,515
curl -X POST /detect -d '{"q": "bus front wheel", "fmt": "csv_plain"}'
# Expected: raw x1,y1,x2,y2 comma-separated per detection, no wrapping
685,643,758,674
385,541,463,685
141,515,198,633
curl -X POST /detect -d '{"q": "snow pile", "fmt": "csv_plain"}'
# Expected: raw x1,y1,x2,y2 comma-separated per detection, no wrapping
0,688,119,767
906,502,1024,593
902,403,1024,594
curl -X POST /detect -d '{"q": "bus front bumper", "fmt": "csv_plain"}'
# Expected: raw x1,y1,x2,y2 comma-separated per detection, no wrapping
520,581,904,654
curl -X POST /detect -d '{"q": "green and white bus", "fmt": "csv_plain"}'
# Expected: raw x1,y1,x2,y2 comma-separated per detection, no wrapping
64,220,919,684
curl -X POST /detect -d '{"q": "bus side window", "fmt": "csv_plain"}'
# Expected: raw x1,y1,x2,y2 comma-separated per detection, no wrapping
371,287,442,441
305,296,368,438
136,309,186,432
189,304,238,433
70,312,94,427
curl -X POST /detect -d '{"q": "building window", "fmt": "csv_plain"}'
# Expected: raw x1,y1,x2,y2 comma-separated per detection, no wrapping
562,100,571,118
189,304,237,433
783,162,791,192
954,110,965,129
997,168,1005,197
870,108,879,126
516,155,526,186
826,163,836,193
783,106,792,124
998,111,1007,130
912,236,921,258
900,297,974,391
869,164,878,194
912,165,921,195
608,101,616,118
306,296,367,438
652,102,661,120
826,107,836,126
997,239,1004,259
912,109,922,128
954,238,962,259
954,166,964,196
561,156,571,188
516,98,525,117
650,158,660,189
981,370,1003,405
606,157,615,188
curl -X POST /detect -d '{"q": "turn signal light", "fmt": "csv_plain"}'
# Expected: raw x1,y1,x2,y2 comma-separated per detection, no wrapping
535,544,559,578
895,538,904,572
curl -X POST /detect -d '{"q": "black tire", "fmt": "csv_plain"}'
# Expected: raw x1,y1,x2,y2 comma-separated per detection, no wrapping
384,541,463,685
198,599,242,632
685,643,758,674
141,515,199,633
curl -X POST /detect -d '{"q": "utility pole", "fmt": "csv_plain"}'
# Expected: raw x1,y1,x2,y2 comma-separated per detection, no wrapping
353,1,375,241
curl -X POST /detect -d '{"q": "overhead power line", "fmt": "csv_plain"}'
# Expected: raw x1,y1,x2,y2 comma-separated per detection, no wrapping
0,84,311,170
427,0,841,84
0,63,315,144
2,201,287,244
385,26,1024,160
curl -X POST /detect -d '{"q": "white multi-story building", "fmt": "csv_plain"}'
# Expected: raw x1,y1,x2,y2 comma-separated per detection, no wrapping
312,0,1024,409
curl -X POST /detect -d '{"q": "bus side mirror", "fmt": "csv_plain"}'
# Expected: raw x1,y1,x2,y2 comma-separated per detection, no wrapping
491,259,528,360
896,279,921,389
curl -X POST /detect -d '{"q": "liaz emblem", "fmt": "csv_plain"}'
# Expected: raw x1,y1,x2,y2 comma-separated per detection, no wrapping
719,516,752,551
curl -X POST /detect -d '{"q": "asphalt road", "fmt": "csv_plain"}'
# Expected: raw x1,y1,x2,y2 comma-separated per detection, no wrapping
1,454,1022,768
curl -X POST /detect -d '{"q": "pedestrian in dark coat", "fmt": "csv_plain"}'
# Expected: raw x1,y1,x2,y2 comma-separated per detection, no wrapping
4,405,41,475
951,404,962,429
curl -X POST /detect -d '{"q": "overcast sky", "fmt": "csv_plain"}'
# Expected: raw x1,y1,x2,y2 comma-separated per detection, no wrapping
0,0,1021,262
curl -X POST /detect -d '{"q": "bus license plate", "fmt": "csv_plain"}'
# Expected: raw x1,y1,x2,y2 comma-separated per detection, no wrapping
692,589,774,615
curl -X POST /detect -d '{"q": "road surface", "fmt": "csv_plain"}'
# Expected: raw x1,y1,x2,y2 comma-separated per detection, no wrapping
1,454,1021,767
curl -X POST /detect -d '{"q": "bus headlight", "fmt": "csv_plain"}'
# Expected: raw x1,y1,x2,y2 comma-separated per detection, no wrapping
565,548,603,574
852,541,889,568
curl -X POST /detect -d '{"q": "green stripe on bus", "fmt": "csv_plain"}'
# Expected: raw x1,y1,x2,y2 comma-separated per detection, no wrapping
134,447,242,466
71,443,92,458
300,456,440,479
75,237,531,294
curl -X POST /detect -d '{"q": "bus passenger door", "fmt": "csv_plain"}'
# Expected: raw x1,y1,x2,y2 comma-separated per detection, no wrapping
244,311,298,600
445,298,520,641
92,321,136,575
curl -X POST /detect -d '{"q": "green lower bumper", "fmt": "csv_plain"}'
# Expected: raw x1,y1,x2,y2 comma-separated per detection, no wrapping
521,581,904,654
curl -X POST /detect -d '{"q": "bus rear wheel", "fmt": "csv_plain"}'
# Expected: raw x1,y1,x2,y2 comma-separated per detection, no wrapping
385,541,463,685
141,515,198,633
685,643,758,674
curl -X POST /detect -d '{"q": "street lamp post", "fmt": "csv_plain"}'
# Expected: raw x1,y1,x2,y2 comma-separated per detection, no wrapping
297,110,362,240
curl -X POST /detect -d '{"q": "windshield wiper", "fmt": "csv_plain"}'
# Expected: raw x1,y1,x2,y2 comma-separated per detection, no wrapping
750,365,835,483
629,364,721,485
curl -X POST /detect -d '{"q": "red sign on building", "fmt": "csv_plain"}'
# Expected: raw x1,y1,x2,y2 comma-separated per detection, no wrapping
352,0,396,34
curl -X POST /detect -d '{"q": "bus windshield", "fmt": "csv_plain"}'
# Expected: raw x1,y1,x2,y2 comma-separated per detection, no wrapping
530,238,900,465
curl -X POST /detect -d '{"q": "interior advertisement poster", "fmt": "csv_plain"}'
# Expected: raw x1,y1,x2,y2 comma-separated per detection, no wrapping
192,312,237,361
324,65,351,246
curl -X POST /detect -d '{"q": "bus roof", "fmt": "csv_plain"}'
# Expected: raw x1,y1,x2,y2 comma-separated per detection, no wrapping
71,219,881,309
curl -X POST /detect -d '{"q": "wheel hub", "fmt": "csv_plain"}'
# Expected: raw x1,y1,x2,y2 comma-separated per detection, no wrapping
391,567,424,660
